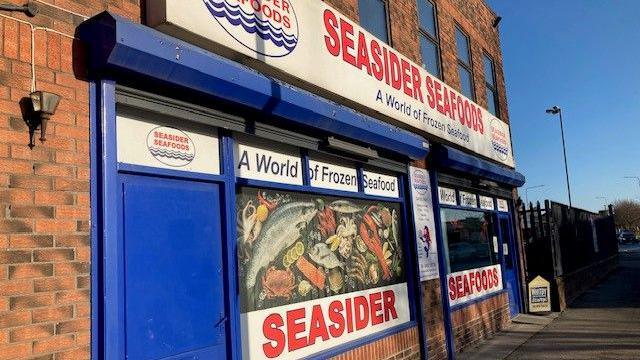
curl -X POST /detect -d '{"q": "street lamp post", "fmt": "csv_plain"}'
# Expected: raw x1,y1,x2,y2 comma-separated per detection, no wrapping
525,184,545,205
546,106,573,208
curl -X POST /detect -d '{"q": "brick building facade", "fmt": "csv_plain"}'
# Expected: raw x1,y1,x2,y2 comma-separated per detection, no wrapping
0,0,522,359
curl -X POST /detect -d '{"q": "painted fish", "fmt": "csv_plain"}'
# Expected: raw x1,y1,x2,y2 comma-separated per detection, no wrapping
309,243,344,269
245,201,318,292
329,200,362,214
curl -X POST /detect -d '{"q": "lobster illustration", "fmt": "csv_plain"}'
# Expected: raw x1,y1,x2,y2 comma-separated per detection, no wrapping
359,206,392,280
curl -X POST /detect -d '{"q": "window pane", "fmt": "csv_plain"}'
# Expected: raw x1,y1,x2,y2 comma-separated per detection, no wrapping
483,55,495,87
236,186,406,312
359,0,389,43
417,0,436,37
440,208,497,273
420,34,440,78
486,87,498,116
455,27,470,64
458,65,474,100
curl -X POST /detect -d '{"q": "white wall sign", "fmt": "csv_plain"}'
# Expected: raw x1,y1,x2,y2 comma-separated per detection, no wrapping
447,264,503,306
241,283,410,360
409,167,439,281
234,140,302,185
308,159,358,192
459,191,478,208
116,114,220,174
479,196,495,211
148,0,515,168
438,187,457,206
497,198,509,212
363,171,399,198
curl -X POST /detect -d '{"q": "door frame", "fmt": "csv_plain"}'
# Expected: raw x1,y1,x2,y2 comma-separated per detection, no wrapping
496,211,522,317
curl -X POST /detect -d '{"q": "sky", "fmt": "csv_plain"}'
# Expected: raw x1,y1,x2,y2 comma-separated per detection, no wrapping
486,0,640,211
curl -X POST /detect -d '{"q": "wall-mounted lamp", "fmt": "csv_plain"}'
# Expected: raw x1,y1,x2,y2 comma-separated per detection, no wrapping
0,1,38,17
27,90,60,147
492,16,502,28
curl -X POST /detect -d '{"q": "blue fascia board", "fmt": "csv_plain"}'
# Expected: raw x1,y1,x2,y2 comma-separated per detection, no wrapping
78,12,429,160
432,145,526,187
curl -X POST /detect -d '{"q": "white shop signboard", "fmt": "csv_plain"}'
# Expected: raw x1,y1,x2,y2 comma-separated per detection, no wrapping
447,264,503,306
308,159,358,192
147,0,516,168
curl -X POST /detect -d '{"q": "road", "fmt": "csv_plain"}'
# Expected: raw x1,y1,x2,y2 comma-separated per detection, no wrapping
505,244,640,359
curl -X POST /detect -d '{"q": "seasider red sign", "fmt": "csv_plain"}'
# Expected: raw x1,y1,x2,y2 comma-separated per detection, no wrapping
147,0,515,167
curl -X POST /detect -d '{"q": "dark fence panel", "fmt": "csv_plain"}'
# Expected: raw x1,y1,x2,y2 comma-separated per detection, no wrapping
518,200,618,310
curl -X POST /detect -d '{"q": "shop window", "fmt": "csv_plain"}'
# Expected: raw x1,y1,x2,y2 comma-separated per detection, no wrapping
359,0,390,43
440,208,498,273
484,54,500,117
417,0,441,78
455,26,475,100
236,186,406,312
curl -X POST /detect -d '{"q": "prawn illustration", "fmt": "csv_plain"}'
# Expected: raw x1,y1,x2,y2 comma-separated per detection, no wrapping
358,206,392,280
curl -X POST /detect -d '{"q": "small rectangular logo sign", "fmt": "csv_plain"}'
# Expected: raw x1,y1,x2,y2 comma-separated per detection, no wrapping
479,196,495,210
116,114,220,175
438,187,457,206
459,191,478,208
362,171,399,198
497,198,509,212
234,140,303,185
308,159,358,192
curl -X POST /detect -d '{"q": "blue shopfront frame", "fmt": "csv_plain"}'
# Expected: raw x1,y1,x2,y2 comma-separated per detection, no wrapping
83,13,432,360
429,176,523,358
82,11,527,360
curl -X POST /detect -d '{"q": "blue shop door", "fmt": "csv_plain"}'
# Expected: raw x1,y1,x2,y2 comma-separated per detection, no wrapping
498,214,521,317
121,175,227,359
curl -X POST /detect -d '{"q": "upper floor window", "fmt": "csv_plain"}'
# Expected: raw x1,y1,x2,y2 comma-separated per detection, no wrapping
455,26,475,100
417,0,441,78
359,0,390,43
483,54,499,116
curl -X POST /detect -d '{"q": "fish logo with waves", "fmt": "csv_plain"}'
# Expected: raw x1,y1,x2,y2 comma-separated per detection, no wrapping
490,119,509,162
146,127,196,167
203,0,299,57
412,169,429,195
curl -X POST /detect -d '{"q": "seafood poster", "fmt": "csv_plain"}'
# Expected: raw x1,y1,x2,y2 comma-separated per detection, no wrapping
236,187,410,358
408,167,440,281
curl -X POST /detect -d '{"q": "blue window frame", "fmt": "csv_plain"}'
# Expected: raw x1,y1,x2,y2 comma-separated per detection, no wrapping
91,83,426,360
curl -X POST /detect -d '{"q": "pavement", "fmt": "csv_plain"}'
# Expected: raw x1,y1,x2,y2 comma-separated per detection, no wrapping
458,244,640,360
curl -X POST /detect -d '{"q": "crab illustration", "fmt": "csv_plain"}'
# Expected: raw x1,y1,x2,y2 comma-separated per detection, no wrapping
261,267,296,300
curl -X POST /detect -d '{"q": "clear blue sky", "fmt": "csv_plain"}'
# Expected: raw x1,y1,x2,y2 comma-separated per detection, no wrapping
486,0,640,211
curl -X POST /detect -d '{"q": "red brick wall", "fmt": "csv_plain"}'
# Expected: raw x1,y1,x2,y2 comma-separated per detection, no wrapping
330,326,421,360
451,292,510,354
0,0,511,359
0,1,138,359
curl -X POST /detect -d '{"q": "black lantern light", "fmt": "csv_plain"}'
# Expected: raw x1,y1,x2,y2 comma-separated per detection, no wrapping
29,90,60,144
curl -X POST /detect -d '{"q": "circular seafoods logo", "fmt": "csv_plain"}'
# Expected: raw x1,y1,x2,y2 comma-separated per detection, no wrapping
490,119,509,162
412,169,429,195
203,0,299,57
146,127,196,167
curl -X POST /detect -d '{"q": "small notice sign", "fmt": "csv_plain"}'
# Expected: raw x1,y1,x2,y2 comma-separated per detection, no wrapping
528,276,551,312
